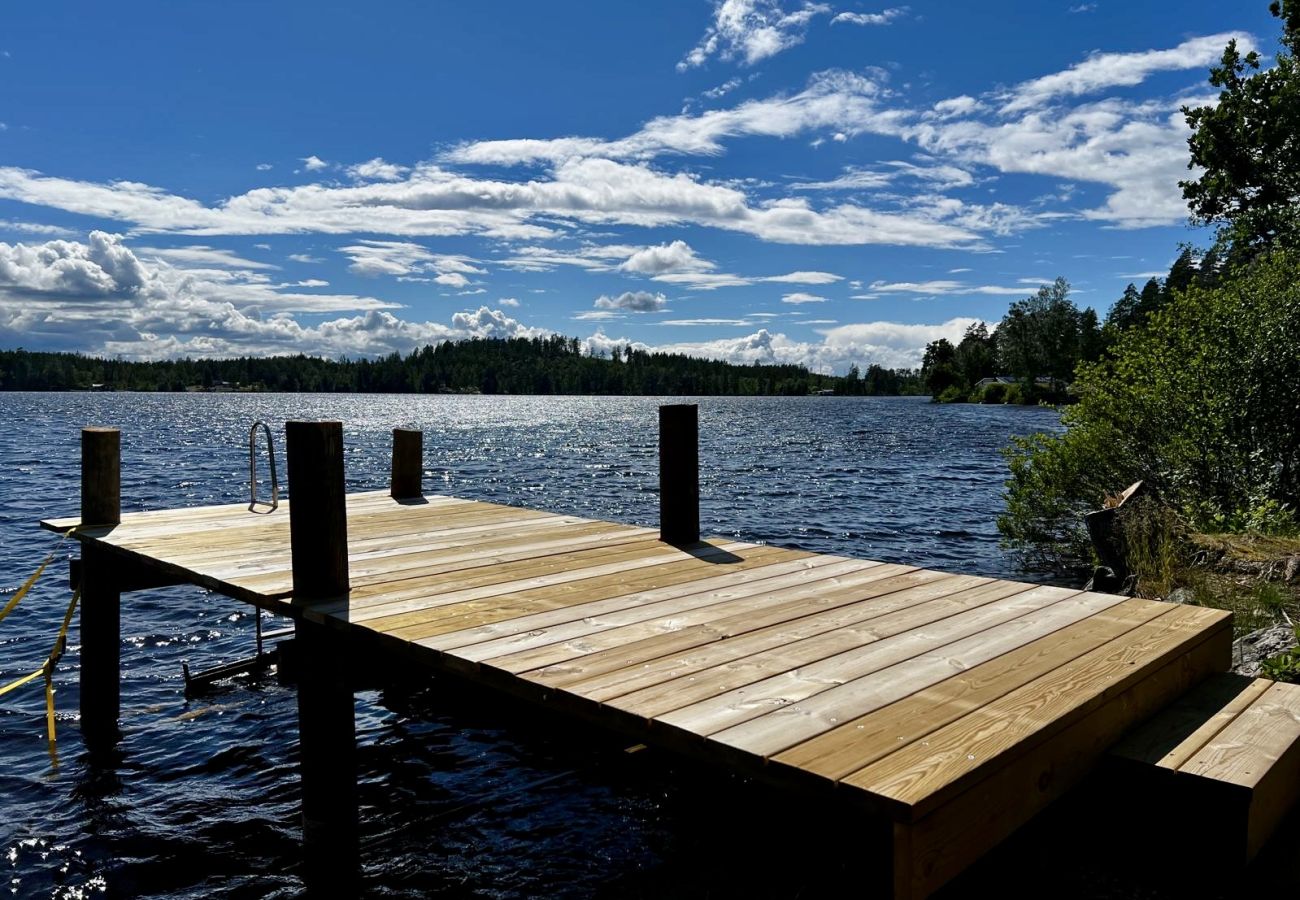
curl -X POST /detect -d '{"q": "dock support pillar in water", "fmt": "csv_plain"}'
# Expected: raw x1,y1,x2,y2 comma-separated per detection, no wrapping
285,420,359,890
658,403,699,545
79,426,121,752
390,427,423,500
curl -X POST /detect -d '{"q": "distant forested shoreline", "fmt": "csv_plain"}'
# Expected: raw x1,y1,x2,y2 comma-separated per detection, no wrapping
0,336,924,397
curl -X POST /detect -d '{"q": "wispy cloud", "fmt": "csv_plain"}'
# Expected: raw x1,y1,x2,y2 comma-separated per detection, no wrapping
594,290,670,312
831,7,908,27
0,30,1249,259
134,245,279,270
868,279,1030,295
341,239,486,282
999,33,1251,113
652,269,842,290
678,0,832,71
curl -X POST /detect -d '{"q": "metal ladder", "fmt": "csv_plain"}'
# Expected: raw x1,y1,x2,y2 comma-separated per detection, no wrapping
182,421,286,695
248,420,279,513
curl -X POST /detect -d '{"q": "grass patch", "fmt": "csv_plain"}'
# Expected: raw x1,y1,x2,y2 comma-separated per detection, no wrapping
1120,521,1300,637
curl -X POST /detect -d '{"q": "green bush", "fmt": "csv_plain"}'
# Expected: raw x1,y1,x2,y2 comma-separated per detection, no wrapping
1261,636,1300,685
999,251,1300,568
980,382,1007,404
936,384,967,404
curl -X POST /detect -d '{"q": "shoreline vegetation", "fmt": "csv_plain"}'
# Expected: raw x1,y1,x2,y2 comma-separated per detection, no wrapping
0,339,923,397
917,247,1218,407
996,1,1300,678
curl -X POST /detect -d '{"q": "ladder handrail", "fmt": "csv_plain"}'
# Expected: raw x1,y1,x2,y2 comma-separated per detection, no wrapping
248,421,279,513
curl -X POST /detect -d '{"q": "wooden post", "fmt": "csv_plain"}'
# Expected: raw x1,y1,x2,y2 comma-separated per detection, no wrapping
80,426,121,751
659,404,700,545
389,428,423,500
284,421,358,890
285,421,349,599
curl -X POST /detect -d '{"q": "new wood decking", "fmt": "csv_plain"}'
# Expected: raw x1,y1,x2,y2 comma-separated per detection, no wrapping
43,489,1233,898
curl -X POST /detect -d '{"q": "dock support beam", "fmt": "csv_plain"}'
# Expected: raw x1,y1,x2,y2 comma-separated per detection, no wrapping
285,421,358,891
390,427,423,500
79,426,121,752
659,404,700,545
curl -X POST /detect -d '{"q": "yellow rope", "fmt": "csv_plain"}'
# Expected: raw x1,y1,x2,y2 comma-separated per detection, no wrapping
0,528,80,745
0,586,81,744
0,528,75,624
0,559,50,625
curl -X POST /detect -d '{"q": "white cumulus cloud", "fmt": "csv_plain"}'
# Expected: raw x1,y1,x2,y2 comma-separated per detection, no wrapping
618,239,713,274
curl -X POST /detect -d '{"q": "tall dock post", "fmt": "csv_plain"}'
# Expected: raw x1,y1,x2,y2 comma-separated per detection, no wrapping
80,426,121,751
284,421,358,890
659,404,700,545
390,427,423,499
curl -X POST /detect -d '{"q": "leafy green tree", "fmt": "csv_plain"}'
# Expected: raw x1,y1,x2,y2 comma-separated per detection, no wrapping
1181,1,1300,259
920,338,959,396
954,321,997,390
1000,251,1300,567
997,277,1085,388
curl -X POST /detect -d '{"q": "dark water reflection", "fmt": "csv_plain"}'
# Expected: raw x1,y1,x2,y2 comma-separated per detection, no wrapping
1,393,1070,898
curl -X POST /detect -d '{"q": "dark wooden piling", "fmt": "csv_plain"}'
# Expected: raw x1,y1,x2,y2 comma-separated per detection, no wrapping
389,428,423,500
659,404,700,545
79,426,121,750
284,420,358,889
285,421,350,599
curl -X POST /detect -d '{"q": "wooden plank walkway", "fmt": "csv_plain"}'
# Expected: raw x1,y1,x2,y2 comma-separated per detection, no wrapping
43,489,1233,898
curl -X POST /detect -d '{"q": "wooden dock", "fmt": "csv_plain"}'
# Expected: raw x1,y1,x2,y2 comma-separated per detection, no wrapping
41,416,1238,898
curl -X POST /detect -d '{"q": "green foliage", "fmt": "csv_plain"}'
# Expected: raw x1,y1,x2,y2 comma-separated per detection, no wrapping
920,338,959,396
1000,251,1300,568
1181,1,1300,260
1261,635,1300,684
936,384,967,404
997,278,1103,387
1002,382,1027,406
979,382,1007,404
1187,496,1299,536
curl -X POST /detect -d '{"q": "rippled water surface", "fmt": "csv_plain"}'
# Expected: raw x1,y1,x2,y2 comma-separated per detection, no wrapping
1,393,1070,898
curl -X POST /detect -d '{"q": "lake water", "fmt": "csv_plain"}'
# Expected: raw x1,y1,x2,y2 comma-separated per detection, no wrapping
0,393,1066,898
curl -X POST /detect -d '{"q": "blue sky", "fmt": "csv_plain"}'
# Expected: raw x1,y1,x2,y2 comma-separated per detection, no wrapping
0,1,1279,372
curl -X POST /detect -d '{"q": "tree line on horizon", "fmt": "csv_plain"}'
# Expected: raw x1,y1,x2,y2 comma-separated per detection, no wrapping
0,335,925,397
